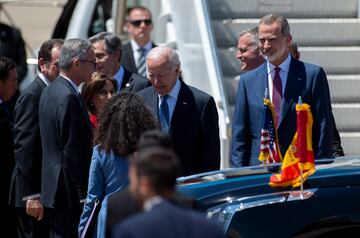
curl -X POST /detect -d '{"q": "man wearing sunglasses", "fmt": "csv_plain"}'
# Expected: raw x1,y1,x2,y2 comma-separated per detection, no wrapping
122,6,156,77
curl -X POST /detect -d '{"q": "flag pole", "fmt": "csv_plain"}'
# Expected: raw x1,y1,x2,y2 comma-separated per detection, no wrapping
298,96,304,198
262,88,269,166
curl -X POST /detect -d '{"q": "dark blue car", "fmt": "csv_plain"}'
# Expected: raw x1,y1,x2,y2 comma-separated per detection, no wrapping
177,157,360,238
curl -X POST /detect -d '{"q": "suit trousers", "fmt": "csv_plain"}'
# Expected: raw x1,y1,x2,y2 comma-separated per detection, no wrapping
15,207,50,238
48,179,83,238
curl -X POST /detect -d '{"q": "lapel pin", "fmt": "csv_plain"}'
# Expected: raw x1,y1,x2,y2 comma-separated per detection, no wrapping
183,101,187,105
125,83,130,87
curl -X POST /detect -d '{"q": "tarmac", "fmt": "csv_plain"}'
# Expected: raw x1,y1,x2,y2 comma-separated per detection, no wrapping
1,0,67,58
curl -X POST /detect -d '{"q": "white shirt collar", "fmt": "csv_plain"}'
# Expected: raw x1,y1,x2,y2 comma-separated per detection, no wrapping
131,39,152,52
143,196,163,212
266,53,291,75
60,73,80,94
161,78,181,100
266,54,292,100
38,73,52,86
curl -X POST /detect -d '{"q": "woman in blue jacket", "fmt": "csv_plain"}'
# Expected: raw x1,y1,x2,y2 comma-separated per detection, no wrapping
78,93,158,238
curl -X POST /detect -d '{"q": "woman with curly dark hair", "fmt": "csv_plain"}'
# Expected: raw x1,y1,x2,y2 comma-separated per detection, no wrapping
79,92,159,238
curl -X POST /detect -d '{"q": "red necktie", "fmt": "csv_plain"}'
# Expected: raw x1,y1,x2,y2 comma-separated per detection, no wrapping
273,67,282,127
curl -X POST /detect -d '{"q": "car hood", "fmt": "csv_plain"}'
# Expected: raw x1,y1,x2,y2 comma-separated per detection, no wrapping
177,157,360,210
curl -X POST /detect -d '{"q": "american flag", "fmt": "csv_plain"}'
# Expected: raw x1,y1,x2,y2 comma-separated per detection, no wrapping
259,98,282,164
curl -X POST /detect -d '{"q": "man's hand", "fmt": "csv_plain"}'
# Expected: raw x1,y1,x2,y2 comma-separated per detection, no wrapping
26,198,44,220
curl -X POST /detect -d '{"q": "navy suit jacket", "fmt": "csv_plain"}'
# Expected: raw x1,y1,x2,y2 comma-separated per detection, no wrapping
112,200,225,238
118,66,150,93
137,81,220,176
231,58,333,167
39,76,92,208
10,76,46,207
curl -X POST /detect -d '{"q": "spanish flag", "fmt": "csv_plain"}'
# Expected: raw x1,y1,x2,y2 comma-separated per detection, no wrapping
269,98,315,188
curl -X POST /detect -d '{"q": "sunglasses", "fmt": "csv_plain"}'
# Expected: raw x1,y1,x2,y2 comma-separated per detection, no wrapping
129,19,152,27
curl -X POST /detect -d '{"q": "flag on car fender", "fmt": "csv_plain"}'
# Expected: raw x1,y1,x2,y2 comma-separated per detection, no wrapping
269,98,315,188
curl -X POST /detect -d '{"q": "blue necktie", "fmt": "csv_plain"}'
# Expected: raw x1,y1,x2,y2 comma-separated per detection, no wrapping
159,95,169,131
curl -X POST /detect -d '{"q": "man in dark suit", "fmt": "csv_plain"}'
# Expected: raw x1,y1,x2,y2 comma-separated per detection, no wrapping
39,38,94,238
0,56,18,238
106,130,196,237
10,39,64,238
231,14,334,167
137,46,220,176
288,39,344,157
122,6,156,76
89,32,149,93
113,148,225,238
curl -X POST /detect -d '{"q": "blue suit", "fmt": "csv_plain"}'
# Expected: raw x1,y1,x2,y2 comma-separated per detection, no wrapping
112,200,225,238
78,146,129,238
231,57,333,167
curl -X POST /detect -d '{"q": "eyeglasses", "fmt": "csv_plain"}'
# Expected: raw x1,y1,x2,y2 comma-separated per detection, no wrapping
129,19,152,27
81,59,97,68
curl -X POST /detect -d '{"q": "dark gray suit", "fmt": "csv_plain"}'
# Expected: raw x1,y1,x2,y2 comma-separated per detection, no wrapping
39,75,92,237
138,81,220,176
121,42,156,74
10,76,50,237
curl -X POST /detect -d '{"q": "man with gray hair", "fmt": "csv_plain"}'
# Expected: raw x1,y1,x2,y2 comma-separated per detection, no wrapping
137,46,220,176
89,32,149,93
236,27,265,71
232,14,333,167
39,38,94,237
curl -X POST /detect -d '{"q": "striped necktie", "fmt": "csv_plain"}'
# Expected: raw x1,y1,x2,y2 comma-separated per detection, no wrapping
137,47,146,77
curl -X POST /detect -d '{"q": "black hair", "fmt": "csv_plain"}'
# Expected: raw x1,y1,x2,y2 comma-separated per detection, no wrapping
0,56,16,82
37,39,64,71
130,147,181,194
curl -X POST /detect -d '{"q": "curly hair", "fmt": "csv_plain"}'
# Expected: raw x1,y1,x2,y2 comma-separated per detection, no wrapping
95,92,159,156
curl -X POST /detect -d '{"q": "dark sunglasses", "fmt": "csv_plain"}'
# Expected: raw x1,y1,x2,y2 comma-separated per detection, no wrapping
129,19,152,27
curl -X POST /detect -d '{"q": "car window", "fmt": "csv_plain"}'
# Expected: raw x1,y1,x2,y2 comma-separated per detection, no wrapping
87,1,112,37
52,0,112,39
